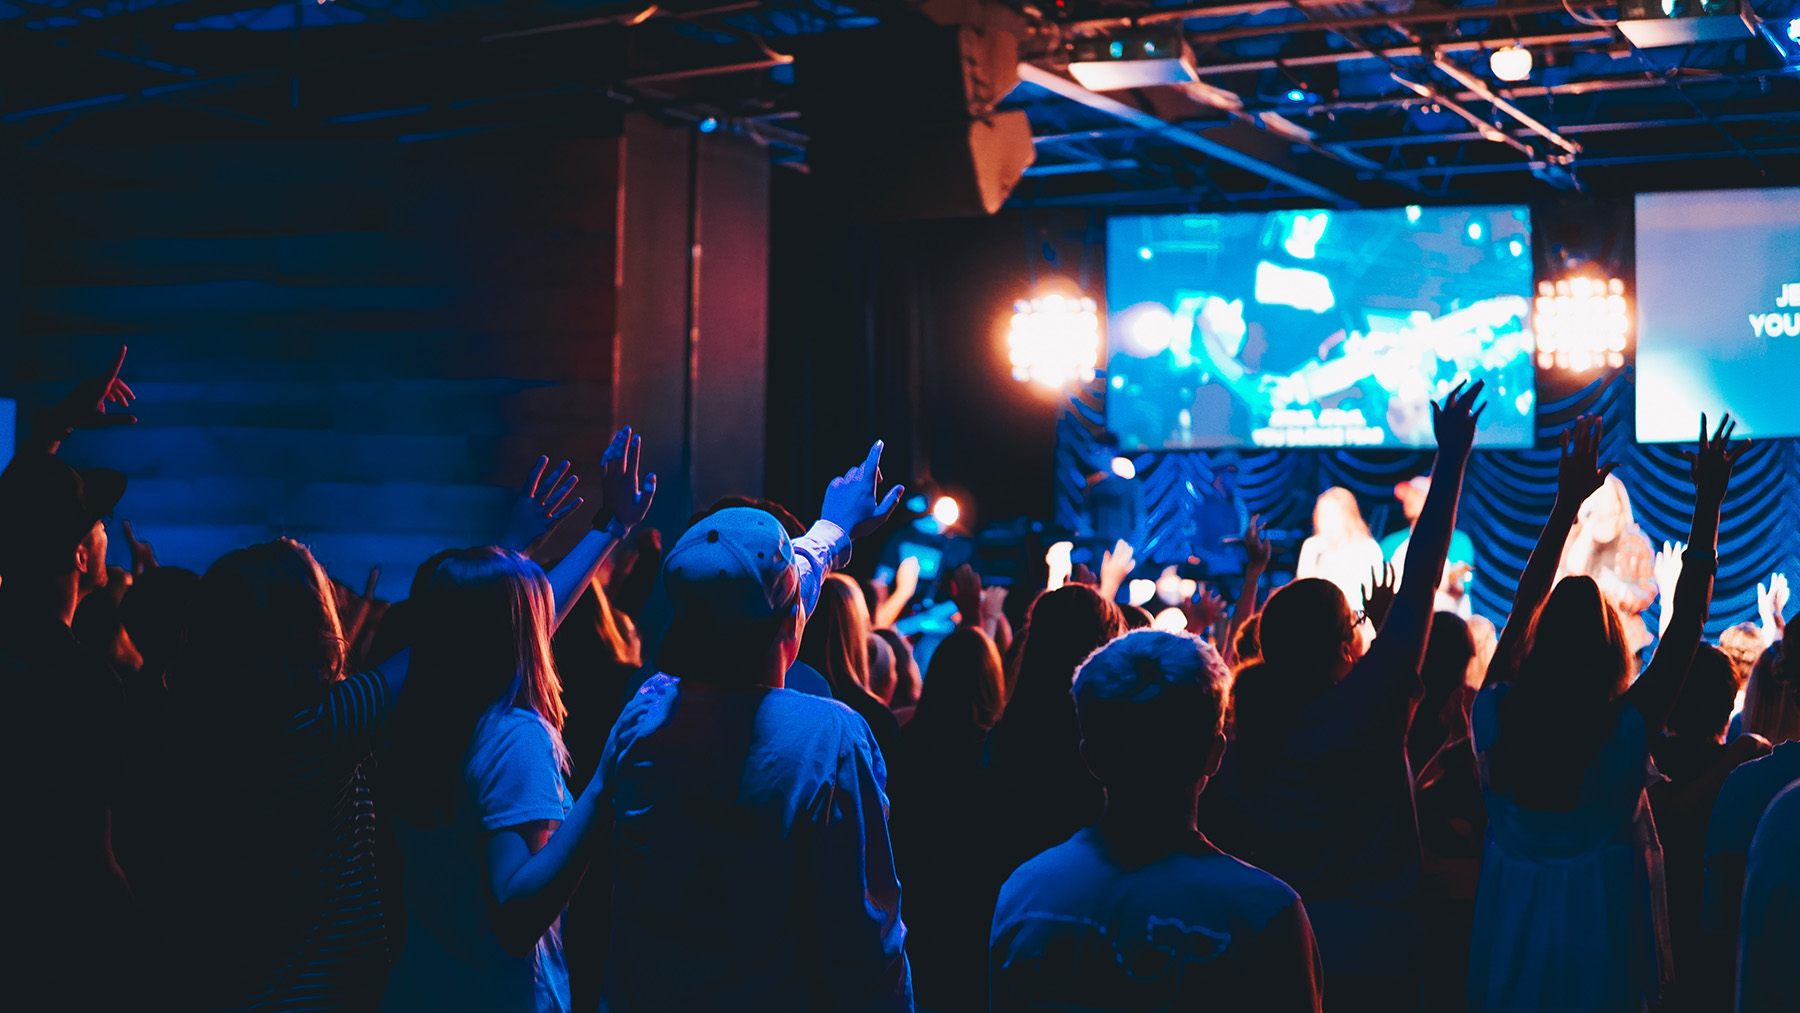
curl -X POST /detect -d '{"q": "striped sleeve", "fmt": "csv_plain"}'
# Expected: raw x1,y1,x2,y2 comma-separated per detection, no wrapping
296,670,391,746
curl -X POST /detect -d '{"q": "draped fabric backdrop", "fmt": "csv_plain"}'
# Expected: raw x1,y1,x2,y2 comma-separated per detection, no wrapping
1057,370,1800,636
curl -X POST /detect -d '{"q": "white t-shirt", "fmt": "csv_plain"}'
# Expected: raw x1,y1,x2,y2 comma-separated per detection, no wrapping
382,707,573,1013
1737,779,1800,1013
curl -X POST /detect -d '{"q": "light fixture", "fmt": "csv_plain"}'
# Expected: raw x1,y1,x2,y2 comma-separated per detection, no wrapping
931,496,961,528
1069,27,1200,90
1153,607,1189,633
1489,45,1533,82
697,117,720,133
1128,579,1157,607
1110,456,1137,480
1138,246,1154,260
1008,293,1101,388
1534,275,1630,372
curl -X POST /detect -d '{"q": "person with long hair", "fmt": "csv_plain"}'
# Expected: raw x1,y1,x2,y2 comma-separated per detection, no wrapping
985,584,1125,883
1556,472,1659,652
798,572,903,767
1220,382,1483,1007
876,626,923,725
1296,485,1387,616
1468,414,1743,1013
889,625,1008,1010
1703,638,1800,997
379,428,654,1013
139,537,411,1011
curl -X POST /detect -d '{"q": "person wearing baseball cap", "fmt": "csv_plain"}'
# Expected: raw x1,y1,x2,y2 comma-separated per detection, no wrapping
596,500,913,1011
0,347,139,1008
1379,474,1478,616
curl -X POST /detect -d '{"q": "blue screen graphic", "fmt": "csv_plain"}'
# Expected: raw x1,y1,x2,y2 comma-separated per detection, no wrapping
1105,206,1536,450
1636,188,1800,443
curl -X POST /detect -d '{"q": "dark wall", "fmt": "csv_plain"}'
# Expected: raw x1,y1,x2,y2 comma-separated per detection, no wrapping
767,173,1074,533
8,138,621,599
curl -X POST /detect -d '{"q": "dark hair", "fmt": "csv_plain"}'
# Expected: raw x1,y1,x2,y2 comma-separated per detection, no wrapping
1666,643,1739,740
119,565,201,668
1743,639,1800,742
1007,584,1125,716
914,626,1006,733
1120,603,1154,630
181,539,346,719
1488,575,1633,810
1234,611,1262,668
1408,612,1475,768
387,548,566,827
1072,630,1231,785
1232,578,1355,788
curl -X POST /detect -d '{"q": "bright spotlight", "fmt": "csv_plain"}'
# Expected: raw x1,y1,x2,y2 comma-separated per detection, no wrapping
1789,19,1800,42
1128,579,1157,607
1153,607,1189,633
1405,204,1422,224
697,117,720,133
1125,303,1175,355
1138,246,1154,260
1489,45,1533,82
1467,221,1484,242
1110,456,1137,480
1534,275,1629,372
1008,293,1102,388
931,496,961,528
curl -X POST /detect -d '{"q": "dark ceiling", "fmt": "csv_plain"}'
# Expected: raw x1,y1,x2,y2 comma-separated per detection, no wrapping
5,0,1799,207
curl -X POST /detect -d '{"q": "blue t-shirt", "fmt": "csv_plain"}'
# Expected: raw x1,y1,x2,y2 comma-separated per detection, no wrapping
991,827,1322,1012
383,708,573,1013
599,675,912,1012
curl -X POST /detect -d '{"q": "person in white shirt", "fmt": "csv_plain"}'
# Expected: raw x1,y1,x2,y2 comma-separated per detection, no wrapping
1296,486,1386,618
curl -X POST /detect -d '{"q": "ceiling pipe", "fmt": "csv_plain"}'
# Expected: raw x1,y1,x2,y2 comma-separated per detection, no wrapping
1431,53,1582,156
1063,0,1586,30
1191,30,1611,74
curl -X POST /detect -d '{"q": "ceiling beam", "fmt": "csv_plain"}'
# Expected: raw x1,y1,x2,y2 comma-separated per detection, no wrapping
1017,61,1358,207
1190,30,1613,76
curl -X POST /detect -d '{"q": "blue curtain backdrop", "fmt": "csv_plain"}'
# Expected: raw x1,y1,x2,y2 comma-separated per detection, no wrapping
1057,371,1800,636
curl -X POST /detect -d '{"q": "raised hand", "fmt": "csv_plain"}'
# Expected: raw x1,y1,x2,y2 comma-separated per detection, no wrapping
121,520,159,576
1182,584,1229,633
1759,572,1788,642
500,456,582,553
1680,413,1748,506
1430,379,1486,457
893,555,921,606
1361,562,1398,631
1654,540,1687,600
47,345,137,433
981,585,1008,631
1046,541,1074,591
946,564,983,627
1099,539,1136,602
1555,414,1617,509
600,426,656,530
1244,514,1272,573
1070,562,1099,588
820,440,905,542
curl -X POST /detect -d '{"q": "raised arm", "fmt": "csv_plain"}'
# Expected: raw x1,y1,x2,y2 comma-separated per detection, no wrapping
1223,516,1270,667
1485,414,1615,688
22,345,137,457
798,440,905,617
1625,414,1745,732
1370,381,1482,674
547,427,655,630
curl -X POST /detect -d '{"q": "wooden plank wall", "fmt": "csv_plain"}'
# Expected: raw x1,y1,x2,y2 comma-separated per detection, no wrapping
9,139,622,600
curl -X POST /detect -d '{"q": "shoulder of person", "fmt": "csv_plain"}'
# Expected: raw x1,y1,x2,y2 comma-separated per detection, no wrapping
996,831,1100,907
1206,850,1306,916
473,706,557,758
776,688,877,751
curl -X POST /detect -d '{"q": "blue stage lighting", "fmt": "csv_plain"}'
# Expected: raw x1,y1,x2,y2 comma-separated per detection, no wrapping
697,117,720,133
1285,88,1307,102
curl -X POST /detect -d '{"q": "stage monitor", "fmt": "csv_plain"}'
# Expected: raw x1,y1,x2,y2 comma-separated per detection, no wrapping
1635,187,1800,443
1105,206,1537,450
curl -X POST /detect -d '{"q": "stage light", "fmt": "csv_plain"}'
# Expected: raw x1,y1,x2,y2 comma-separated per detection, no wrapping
1533,275,1630,372
932,496,960,528
697,117,720,133
1111,456,1137,480
1008,292,1102,388
905,494,929,513
1467,221,1484,242
1489,45,1533,82
1138,246,1154,260
1789,19,1800,42
1285,88,1307,102
1124,303,1175,355
1153,607,1189,633
1405,205,1423,224
1509,239,1524,257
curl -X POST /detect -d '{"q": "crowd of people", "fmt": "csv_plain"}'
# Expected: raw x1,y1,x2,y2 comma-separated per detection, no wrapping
5,348,1800,1013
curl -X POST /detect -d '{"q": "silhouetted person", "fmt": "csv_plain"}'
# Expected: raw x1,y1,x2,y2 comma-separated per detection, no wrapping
890,626,1008,1011
991,630,1322,1012
1471,414,1741,1012
1734,778,1800,1013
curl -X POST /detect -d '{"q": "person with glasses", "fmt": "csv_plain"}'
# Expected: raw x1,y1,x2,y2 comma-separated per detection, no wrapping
1213,383,1484,1010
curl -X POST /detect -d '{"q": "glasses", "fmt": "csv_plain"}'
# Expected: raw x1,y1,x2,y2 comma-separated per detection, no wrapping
1351,609,1370,627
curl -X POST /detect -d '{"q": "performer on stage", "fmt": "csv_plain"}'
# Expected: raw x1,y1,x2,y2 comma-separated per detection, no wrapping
1555,472,1657,651
1381,475,1478,616
1296,486,1386,613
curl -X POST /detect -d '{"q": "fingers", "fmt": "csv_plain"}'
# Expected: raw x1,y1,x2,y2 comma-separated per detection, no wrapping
123,520,138,545
522,456,549,496
103,345,127,389
1598,462,1619,483
626,433,641,485
639,472,657,507
1699,413,1709,449
874,483,904,520
550,495,585,523
543,468,579,515
862,440,885,480
98,414,138,427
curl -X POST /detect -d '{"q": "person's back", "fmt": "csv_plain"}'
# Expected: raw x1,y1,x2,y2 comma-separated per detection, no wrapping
602,506,910,1012
992,630,1322,1013
992,829,1317,1012
1736,778,1800,1013
601,677,907,1010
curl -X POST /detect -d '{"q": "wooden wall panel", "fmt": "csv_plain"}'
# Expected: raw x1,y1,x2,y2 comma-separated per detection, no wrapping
8,138,621,600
